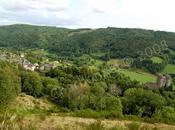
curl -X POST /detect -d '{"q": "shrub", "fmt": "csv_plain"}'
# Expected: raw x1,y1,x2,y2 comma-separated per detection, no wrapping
86,120,105,130
152,106,175,124
127,122,140,130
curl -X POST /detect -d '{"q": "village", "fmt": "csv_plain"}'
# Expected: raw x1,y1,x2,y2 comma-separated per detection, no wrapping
20,53,56,71
0,48,173,90
0,48,71,71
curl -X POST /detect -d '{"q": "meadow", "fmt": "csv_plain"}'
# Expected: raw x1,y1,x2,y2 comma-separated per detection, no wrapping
151,56,163,63
117,69,157,84
162,64,175,74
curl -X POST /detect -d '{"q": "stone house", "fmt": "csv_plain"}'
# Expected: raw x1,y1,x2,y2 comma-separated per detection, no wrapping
21,58,36,71
40,63,55,71
145,74,172,89
23,64,36,71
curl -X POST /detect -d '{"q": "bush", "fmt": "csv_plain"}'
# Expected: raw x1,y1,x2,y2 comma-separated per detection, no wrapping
127,122,140,130
86,120,105,130
75,109,122,119
152,106,175,124
75,109,105,119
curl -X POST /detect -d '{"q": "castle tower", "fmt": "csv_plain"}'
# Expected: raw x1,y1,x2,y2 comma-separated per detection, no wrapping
165,75,172,87
157,74,166,88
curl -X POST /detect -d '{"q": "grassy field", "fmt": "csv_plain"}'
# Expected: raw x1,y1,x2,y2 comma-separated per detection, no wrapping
170,49,175,55
1,94,175,130
151,56,163,63
117,69,157,84
162,64,175,74
1,114,175,130
30,49,50,55
107,59,124,67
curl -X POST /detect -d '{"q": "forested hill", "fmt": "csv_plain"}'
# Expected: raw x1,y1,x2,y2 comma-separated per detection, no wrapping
0,24,175,58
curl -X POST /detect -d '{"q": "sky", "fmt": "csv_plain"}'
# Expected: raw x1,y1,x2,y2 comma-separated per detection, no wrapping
0,0,175,32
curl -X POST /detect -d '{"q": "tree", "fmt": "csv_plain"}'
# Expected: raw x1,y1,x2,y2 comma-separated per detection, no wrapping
21,71,43,97
42,77,59,95
105,96,122,112
122,88,166,117
66,83,90,110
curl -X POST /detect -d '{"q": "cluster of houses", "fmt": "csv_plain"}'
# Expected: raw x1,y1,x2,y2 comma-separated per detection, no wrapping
0,49,21,63
20,54,56,71
19,53,173,89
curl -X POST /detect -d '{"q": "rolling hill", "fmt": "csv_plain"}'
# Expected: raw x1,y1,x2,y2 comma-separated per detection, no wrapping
0,24,175,59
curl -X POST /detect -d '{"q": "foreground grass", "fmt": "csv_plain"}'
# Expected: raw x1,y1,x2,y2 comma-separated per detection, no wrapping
1,113,175,130
1,94,175,130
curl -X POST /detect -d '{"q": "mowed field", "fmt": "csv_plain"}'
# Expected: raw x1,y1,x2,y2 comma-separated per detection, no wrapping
105,59,157,84
117,69,157,84
162,64,175,74
151,56,163,63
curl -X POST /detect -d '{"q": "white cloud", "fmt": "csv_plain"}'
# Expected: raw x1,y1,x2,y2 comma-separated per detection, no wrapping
0,0,175,31
118,0,174,17
0,0,75,27
85,0,118,15
0,0,69,12
0,19,22,25
80,0,175,31
114,0,175,31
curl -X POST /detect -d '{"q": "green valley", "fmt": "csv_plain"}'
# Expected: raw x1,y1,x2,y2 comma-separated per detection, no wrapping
0,25,175,130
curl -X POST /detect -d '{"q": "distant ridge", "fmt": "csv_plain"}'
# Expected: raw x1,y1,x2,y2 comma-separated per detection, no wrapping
0,24,174,58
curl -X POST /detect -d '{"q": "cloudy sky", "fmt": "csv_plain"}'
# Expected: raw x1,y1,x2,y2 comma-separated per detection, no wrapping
0,0,175,31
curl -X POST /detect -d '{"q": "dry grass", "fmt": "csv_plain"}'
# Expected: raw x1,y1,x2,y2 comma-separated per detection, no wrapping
2,115,173,130
1,113,175,130
10,93,54,111
1,94,175,130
